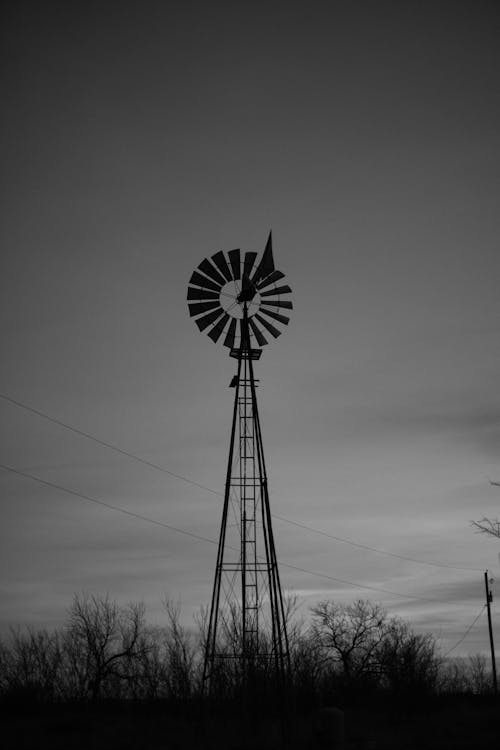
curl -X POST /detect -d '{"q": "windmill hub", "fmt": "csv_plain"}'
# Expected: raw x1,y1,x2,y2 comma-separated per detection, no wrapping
219,280,261,319
236,283,256,305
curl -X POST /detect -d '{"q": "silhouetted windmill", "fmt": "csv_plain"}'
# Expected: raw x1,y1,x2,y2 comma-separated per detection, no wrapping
187,233,292,694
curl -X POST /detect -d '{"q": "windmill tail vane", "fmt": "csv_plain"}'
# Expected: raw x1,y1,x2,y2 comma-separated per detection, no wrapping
187,233,292,695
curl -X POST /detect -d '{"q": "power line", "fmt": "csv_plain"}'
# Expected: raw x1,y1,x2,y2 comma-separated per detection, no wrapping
0,393,221,497
278,561,436,602
0,391,481,573
0,462,217,547
442,606,486,658
0,462,479,609
272,514,482,572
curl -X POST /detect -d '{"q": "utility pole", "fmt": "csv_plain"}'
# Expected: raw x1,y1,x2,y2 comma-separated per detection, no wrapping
484,570,498,694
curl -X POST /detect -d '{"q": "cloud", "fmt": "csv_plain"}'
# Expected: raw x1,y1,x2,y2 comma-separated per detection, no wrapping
331,399,500,459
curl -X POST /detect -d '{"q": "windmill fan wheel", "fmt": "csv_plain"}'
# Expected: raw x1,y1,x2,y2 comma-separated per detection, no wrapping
187,234,293,349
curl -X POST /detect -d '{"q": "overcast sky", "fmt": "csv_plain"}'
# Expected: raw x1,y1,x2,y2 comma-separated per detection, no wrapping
1,0,500,657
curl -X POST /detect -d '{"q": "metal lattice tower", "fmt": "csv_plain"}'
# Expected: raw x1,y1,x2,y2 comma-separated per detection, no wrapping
187,233,292,694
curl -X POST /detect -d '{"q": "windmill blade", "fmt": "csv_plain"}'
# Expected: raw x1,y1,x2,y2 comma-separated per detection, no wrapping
255,313,281,339
189,270,221,293
259,307,290,326
228,249,241,280
260,284,292,298
256,270,285,290
248,317,268,347
207,313,230,343
261,299,293,310
198,258,227,287
252,232,275,284
188,300,221,318
223,317,237,348
194,307,225,332
187,287,220,301
243,251,258,280
211,250,233,282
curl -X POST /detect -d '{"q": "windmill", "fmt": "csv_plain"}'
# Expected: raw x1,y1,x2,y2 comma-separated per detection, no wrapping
187,233,292,694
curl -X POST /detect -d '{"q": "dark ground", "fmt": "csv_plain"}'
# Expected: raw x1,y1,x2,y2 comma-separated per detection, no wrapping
2,696,499,749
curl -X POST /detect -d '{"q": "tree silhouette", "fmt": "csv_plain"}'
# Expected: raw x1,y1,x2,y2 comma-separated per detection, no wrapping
471,517,500,539
471,481,500,539
65,592,149,700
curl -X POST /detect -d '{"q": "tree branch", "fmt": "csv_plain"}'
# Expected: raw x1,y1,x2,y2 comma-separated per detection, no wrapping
471,518,500,538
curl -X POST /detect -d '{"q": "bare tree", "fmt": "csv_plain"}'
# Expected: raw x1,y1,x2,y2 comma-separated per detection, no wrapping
438,654,492,695
64,592,148,700
379,618,440,695
0,627,63,702
471,480,500,538
467,653,490,694
310,600,388,682
131,625,168,700
310,599,440,697
162,598,197,700
471,517,500,538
